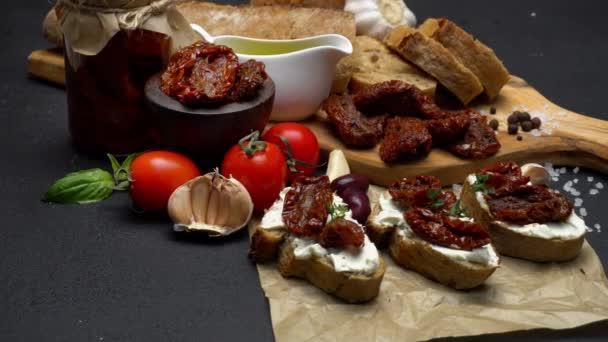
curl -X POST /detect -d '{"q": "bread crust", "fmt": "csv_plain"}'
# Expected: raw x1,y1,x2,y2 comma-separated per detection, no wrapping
343,36,436,96
365,201,396,248
460,178,585,262
389,230,498,290
249,227,286,262
384,26,483,105
278,240,385,303
250,0,346,8
420,18,510,99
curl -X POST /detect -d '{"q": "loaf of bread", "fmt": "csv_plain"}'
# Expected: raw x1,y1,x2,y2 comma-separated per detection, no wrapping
419,18,510,99
384,26,483,105
179,1,356,40
250,0,346,8
338,36,436,95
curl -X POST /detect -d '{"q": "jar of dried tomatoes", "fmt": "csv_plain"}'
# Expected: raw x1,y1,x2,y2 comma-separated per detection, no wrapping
56,0,195,154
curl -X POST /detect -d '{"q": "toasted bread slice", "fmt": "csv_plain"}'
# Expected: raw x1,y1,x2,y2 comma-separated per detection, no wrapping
339,36,436,96
460,177,585,262
366,201,397,248
384,26,483,104
278,239,385,303
178,2,356,40
251,0,346,8
419,18,510,99
249,227,287,262
389,230,498,290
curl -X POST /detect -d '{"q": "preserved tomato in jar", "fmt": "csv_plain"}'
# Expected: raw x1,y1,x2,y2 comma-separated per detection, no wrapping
58,0,195,154
65,30,171,153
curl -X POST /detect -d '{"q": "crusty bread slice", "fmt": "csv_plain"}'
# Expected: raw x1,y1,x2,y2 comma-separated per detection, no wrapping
365,201,397,248
384,26,483,104
339,36,436,96
419,18,510,99
460,177,585,262
178,1,356,40
249,227,287,263
250,0,346,8
278,240,385,303
388,230,498,290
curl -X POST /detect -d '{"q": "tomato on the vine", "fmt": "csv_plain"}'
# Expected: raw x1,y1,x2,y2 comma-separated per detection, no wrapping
222,131,288,212
262,123,320,182
130,151,201,212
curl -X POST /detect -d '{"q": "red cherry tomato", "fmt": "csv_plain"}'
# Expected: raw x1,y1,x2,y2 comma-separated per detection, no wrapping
262,123,320,182
222,132,288,212
130,151,201,212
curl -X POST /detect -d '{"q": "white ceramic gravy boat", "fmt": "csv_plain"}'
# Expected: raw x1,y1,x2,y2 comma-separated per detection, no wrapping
191,24,353,121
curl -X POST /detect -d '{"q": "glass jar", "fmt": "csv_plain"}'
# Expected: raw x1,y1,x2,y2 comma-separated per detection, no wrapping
57,0,195,154
65,30,170,154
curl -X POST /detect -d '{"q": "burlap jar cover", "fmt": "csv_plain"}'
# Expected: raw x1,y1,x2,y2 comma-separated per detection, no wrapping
56,0,196,62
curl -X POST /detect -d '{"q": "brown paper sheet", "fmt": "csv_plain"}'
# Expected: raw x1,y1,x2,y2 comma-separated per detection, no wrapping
250,187,608,341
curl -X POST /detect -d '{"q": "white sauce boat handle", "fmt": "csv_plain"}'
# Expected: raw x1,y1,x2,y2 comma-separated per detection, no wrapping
190,24,215,43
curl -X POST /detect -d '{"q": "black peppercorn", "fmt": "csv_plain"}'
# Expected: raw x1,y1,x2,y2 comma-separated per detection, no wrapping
490,106,497,114
489,119,499,130
519,111,531,122
521,120,533,132
517,135,523,141
531,117,541,129
508,123,518,134
508,112,520,124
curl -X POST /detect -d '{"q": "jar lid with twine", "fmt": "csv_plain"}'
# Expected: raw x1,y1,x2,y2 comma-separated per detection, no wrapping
57,0,196,56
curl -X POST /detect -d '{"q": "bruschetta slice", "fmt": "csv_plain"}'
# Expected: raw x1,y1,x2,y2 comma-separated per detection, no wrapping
368,175,499,290
460,161,586,262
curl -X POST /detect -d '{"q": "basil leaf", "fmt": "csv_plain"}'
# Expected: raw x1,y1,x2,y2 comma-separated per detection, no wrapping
426,189,441,201
107,154,120,174
42,168,114,204
430,200,446,210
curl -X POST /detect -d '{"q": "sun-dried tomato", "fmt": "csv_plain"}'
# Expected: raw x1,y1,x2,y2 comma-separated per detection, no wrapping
436,190,458,212
405,208,491,251
353,80,443,118
323,94,387,148
447,114,501,159
481,161,531,197
161,41,239,106
388,176,441,207
282,176,333,237
426,112,471,146
320,218,365,249
380,117,432,163
487,184,573,225
230,59,267,102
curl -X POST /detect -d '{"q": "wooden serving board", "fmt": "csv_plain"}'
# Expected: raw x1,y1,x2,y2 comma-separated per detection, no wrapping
305,76,608,186
27,49,608,186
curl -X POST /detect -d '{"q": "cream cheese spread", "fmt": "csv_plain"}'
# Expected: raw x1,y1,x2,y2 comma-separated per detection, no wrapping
258,189,380,275
373,192,499,267
466,174,588,240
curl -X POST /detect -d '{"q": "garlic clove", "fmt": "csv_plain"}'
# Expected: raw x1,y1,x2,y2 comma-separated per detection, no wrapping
345,0,416,40
327,149,351,182
167,171,254,237
521,163,550,186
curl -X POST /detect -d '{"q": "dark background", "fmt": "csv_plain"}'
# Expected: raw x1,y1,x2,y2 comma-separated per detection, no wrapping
2,0,608,341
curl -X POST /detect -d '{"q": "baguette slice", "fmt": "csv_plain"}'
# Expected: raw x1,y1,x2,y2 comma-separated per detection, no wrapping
419,18,510,99
384,26,483,104
251,0,346,8
178,1,356,40
460,177,585,262
278,239,385,303
367,192,498,289
340,36,436,96
388,229,498,290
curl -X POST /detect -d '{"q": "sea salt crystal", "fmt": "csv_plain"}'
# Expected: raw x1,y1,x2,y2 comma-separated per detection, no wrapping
573,167,580,174
588,176,594,182
580,208,588,217
574,198,583,207
596,182,604,189
563,181,573,191
552,177,559,182
590,189,599,195
530,12,536,17
574,178,579,184
570,189,581,196
531,129,541,137
559,167,567,174
595,223,601,230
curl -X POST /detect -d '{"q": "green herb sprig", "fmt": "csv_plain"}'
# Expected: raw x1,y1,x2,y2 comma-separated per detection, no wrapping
327,203,349,222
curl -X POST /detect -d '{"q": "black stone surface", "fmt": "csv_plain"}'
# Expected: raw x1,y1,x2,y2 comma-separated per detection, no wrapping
1,0,607,341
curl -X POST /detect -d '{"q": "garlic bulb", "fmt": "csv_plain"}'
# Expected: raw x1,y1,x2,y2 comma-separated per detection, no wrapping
521,163,550,186
345,0,416,40
168,171,254,236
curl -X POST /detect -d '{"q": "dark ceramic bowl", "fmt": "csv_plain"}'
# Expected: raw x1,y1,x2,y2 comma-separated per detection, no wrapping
145,74,275,164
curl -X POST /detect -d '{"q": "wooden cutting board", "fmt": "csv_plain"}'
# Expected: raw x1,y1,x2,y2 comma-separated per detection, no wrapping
27,49,608,186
